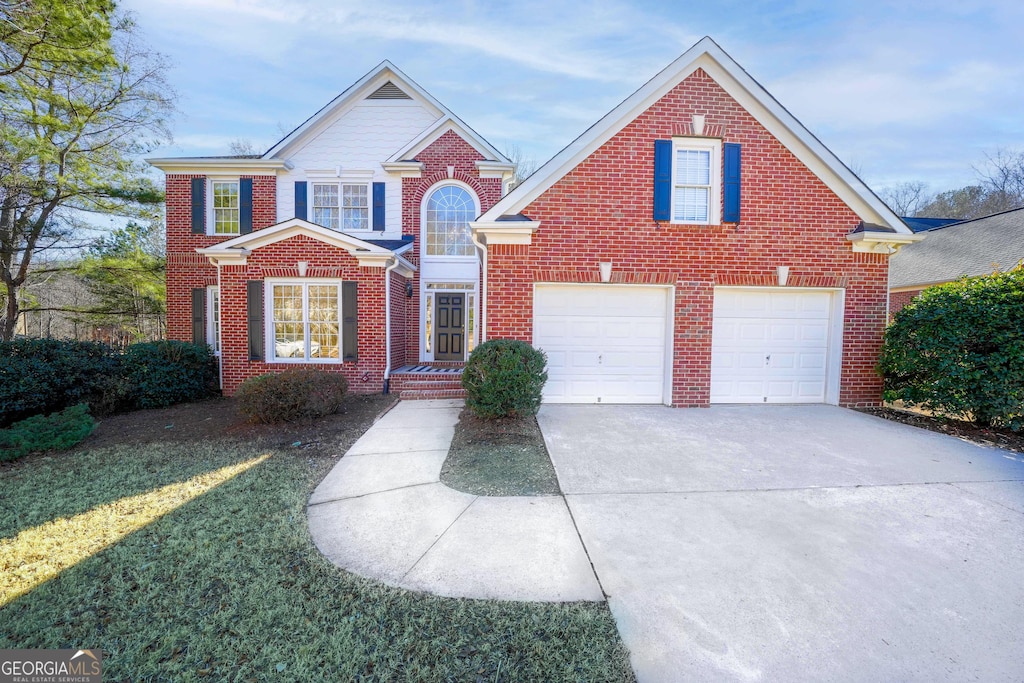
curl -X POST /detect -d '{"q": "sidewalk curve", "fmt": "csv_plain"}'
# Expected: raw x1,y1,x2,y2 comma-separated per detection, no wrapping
307,399,603,602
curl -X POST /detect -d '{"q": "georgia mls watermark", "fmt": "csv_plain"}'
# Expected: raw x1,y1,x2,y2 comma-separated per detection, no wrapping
0,649,102,683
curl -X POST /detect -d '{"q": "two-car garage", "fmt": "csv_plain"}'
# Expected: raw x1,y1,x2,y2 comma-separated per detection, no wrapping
533,284,842,406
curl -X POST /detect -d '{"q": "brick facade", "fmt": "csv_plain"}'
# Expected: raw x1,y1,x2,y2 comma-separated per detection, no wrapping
165,174,277,344
399,130,503,363
889,288,924,316
485,68,889,407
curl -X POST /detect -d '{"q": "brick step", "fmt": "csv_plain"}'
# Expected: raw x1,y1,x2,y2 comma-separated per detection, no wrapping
399,387,467,400
392,380,464,391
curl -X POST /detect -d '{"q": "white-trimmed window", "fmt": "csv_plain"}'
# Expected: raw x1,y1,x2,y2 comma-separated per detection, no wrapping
206,286,220,354
672,139,721,225
268,281,341,362
425,184,477,256
211,180,240,234
310,183,368,231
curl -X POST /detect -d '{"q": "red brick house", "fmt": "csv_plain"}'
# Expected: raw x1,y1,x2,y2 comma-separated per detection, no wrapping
153,38,920,406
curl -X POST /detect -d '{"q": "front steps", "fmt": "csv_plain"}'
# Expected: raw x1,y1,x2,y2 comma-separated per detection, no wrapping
388,365,465,400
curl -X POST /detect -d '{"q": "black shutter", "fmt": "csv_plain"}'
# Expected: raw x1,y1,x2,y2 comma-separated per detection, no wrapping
191,178,206,234
247,281,264,361
294,181,307,220
342,281,358,362
372,182,385,231
191,288,206,345
239,178,253,234
653,140,672,221
723,143,741,223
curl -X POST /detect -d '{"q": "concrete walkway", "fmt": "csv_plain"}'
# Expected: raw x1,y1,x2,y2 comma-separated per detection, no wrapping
306,399,602,602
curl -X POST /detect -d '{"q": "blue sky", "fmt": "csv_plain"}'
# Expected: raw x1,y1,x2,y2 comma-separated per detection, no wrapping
126,0,1024,196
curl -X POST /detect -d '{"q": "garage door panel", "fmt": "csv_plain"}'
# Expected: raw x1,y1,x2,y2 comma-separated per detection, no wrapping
712,288,834,404
534,285,669,404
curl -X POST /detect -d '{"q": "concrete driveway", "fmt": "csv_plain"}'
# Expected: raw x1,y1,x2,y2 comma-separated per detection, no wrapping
538,405,1024,682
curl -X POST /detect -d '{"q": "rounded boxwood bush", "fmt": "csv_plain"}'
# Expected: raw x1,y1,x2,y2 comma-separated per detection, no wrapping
462,339,547,419
235,368,349,424
880,267,1024,430
120,341,217,409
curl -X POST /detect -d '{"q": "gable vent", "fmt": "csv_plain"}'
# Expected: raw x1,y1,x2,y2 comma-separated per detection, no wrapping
367,81,411,100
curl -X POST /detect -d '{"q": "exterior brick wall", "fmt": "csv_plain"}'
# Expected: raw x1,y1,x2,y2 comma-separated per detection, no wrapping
399,130,502,363
486,68,890,407
165,174,277,344
217,234,387,396
389,269,409,371
889,288,924,316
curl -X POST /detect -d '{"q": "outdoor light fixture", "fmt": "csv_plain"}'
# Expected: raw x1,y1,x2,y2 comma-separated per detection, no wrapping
600,262,613,283
405,282,414,298
777,265,790,286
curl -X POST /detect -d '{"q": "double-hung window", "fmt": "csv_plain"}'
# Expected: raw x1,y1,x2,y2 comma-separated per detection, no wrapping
672,139,721,225
310,183,368,231
212,180,240,234
270,282,341,361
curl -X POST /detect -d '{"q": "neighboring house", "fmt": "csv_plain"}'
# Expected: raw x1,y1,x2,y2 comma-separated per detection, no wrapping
152,37,920,407
889,207,1024,314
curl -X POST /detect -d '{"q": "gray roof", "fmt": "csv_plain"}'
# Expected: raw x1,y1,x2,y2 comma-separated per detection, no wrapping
889,208,1024,288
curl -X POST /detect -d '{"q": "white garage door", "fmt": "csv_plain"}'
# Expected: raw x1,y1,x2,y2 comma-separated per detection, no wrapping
534,285,670,404
711,288,836,404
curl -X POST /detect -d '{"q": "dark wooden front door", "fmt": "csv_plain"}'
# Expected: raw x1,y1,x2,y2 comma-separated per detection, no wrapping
435,294,465,361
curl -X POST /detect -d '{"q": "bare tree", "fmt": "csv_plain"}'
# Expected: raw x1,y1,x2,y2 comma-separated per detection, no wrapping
974,148,1024,211
227,137,260,156
503,143,538,193
878,181,932,217
0,13,173,340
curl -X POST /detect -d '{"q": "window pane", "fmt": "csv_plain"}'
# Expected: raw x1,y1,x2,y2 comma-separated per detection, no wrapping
213,181,240,235
271,283,341,361
425,185,475,256
310,322,339,358
673,187,709,223
675,149,710,185
312,184,340,230
342,184,368,230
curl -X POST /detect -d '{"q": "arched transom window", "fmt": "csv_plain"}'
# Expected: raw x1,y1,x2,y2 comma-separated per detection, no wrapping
425,185,476,256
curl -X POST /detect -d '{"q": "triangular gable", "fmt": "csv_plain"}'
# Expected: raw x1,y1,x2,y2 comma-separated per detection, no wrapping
194,218,416,275
198,218,392,253
387,117,508,164
479,37,910,233
264,61,508,164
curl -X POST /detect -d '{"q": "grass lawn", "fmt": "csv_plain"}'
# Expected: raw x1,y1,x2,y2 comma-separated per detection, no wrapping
0,396,634,682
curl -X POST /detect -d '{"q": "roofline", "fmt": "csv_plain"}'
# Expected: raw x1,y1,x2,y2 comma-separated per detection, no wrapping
386,116,509,164
147,158,289,173
919,205,1024,231
479,36,909,232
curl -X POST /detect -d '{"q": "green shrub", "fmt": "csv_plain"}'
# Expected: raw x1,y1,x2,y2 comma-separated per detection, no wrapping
880,267,1024,430
462,339,548,419
0,339,118,426
235,369,349,424
0,404,96,462
120,341,217,409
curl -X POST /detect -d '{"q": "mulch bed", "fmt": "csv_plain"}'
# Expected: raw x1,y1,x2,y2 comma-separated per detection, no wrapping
440,409,560,496
81,393,397,454
856,406,1024,455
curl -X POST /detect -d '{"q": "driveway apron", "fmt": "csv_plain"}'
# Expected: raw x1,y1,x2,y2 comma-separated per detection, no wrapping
538,404,1024,682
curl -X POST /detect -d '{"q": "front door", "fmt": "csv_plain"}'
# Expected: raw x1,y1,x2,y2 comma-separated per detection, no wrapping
434,293,465,361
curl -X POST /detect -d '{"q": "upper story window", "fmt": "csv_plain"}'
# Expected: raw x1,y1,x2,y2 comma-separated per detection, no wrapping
425,184,476,257
672,139,721,225
212,180,240,234
310,182,368,231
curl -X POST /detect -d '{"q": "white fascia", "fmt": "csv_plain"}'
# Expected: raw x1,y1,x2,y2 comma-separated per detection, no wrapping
381,161,424,177
146,158,288,174
386,117,510,165
847,231,924,254
470,220,541,245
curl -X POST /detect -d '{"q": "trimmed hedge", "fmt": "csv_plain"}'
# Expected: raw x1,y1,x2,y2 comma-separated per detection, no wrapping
880,267,1024,430
236,369,349,424
0,404,96,462
120,341,217,408
0,338,216,425
462,339,548,419
0,339,118,426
